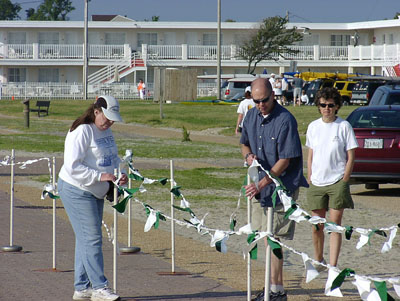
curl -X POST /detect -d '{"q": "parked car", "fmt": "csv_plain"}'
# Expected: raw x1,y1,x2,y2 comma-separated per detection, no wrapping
350,78,387,105
305,78,335,104
230,91,245,101
334,80,357,105
223,77,255,100
346,105,400,189
368,83,400,106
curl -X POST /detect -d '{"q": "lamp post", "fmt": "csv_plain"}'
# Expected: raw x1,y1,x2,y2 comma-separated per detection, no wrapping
217,0,221,100
83,0,88,100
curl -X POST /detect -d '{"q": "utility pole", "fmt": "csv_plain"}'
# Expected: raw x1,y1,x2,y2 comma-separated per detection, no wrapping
83,0,88,100
217,0,221,100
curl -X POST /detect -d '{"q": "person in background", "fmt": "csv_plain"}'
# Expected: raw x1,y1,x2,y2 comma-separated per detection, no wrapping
301,90,310,105
235,86,255,135
280,73,289,106
137,79,146,100
241,78,308,301
292,73,304,106
58,95,128,301
269,73,276,91
274,77,283,105
306,87,358,272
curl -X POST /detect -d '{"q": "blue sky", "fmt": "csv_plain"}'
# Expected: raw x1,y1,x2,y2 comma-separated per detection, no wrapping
14,0,400,23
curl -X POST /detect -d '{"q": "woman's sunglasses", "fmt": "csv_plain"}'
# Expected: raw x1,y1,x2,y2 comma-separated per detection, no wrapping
319,103,335,108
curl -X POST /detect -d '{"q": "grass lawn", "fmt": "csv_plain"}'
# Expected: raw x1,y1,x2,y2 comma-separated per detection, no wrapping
0,99,359,205
0,98,358,152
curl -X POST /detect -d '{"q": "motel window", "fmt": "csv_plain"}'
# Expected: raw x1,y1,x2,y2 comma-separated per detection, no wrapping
39,68,59,82
8,32,26,44
137,33,158,47
39,32,59,44
330,34,351,46
203,33,224,45
8,68,26,82
105,33,126,45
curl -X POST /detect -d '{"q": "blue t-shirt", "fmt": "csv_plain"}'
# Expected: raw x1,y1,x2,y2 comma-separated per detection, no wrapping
240,104,308,207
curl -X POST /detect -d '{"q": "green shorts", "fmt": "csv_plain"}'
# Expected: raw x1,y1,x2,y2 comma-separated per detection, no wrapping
251,189,299,240
306,179,354,211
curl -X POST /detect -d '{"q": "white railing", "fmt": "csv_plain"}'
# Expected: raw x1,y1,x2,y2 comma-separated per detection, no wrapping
88,52,142,84
187,45,232,60
0,82,217,100
148,45,182,59
0,82,148,100
1,43,400,63
89,44,125,59
7,44,33,59
320,46,348,60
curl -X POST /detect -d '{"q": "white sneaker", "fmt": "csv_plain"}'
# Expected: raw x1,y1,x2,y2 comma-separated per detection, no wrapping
91,287,120,301
312,258,327,273
73,288,93,300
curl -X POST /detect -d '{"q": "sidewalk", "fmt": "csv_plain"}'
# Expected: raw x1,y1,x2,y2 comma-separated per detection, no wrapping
0,190,246,301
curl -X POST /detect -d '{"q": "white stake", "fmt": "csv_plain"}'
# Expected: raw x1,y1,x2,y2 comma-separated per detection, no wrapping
52,157,56,270
247,174,252,301
113,168,118,292
1,149,22,252
264,207,273,301
170,160,175,273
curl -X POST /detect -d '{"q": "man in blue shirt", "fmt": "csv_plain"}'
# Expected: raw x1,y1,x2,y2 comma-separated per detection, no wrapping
240,78,307,301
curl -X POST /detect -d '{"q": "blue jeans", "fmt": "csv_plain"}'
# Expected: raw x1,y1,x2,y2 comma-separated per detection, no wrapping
58,178,108,290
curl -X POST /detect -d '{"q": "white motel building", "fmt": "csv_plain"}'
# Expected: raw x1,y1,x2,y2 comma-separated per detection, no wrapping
0,15,399,99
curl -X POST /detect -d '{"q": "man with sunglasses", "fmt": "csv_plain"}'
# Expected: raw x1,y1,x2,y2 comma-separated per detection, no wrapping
240,78,308,301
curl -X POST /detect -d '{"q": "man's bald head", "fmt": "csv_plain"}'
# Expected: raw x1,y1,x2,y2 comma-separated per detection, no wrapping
251,78,272,96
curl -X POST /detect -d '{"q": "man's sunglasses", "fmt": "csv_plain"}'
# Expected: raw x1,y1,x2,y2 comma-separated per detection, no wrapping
253,94,272,104
319,103,335,108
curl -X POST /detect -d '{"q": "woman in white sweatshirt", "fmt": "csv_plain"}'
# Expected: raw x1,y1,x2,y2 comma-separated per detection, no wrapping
58,95,127,301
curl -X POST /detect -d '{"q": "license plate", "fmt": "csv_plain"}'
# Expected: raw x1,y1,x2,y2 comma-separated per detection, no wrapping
364,138,383,149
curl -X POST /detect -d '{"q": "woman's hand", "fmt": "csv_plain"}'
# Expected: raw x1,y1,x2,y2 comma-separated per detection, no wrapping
100,173,117,182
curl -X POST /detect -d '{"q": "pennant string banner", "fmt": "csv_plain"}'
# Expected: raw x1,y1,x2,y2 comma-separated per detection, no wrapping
8,154,399,300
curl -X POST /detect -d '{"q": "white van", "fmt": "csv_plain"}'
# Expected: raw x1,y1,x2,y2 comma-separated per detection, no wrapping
223,77,256,100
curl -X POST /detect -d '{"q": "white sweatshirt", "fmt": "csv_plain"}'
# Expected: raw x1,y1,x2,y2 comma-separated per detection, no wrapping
58,123,121,199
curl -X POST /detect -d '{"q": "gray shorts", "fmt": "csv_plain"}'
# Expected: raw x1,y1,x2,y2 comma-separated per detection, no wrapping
251,189,299,240
293,87,302,99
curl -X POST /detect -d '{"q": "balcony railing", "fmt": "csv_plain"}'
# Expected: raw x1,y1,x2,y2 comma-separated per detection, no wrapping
1,43,399,62
0,81,214,99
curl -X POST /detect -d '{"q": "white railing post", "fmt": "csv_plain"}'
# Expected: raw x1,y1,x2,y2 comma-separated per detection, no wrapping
348,45,352,61
182,44,188,60
359,45,363,61
124,44,130,60
142,44,148,63
314,45,319,60
371,44,375,61
231,44,236,60
33,43,39,60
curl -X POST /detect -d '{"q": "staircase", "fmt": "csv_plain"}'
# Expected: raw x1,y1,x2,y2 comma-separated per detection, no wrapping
88,53,146,85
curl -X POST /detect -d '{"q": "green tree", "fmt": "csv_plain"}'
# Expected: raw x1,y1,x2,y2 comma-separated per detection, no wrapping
27,0,75,21
394,12,400,19
0,0,21,20
151,15,160,21
238,16,303,74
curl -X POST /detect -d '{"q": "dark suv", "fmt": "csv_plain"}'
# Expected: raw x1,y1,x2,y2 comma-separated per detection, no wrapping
369,84,400,106
350,79,387,105
306,78,335,104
